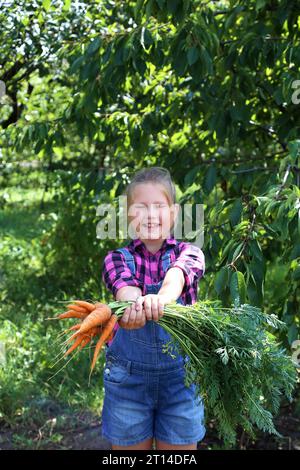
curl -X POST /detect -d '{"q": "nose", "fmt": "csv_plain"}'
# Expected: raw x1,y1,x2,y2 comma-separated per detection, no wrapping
147,204,160,220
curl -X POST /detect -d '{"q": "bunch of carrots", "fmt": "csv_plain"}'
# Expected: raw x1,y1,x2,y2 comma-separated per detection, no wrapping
47,300,120,379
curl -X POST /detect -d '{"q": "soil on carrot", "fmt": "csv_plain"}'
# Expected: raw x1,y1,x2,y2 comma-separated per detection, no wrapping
0,395,299,450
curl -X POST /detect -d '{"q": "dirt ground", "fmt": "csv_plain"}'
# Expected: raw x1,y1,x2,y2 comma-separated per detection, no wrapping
0,396,299,450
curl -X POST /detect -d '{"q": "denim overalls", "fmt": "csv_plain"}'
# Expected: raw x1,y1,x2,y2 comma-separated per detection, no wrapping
101,245,206,447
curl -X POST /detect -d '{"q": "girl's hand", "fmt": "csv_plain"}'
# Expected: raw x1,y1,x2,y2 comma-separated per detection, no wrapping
138,294,170,322
119,299,147,330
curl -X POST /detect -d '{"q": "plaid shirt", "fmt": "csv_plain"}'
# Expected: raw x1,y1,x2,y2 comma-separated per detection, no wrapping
102,236,205,305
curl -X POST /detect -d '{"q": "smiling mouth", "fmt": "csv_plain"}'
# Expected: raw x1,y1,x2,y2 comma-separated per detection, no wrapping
142,224,161,228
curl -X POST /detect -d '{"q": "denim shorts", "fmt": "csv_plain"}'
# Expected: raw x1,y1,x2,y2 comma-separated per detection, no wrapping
101,353,206,446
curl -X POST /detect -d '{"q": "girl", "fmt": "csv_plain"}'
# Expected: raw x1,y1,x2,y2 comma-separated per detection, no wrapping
101,167,206,450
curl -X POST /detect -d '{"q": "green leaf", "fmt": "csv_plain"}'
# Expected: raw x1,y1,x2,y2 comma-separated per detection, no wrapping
288,324,298,345
249,259,264,306
247,274,260,306
292,266,300,281
69,56,85,74
249,239,263,261
289,243,300,261
230,242,244,263
132,57,147,77
255,0,266,11
288,140,300,162
200,45,213,74
173,49,188,76
214,267,228,295
204,165,217,194
86,37,101,56
230,271,239,305
156,0,165,10
42,0,51,11
145,0,155,19
230,271,246,305
229,198,243,227
167,0,181,14
184,165,201,188
220,239,235,264
187,47,200,66
134,0,144,20
249,258,265,287
101,41,113,65
224,6,243,31
270,216,289,241
34,140,44,155
63,0,71,11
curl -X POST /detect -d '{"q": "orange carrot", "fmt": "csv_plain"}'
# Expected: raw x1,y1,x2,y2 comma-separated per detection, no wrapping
70,305,112,339
63,323,82,334
94,302,108,309
73,300,96,312
69,323,82,331
80,326,103,339
64,325,102,346
79,327,102,351
63,334,85,357
89,314,118,374
79,336,92,351
64,326,102,353
47,310,89,320
66,304,88,313
61,309,89,319
106,331,114,342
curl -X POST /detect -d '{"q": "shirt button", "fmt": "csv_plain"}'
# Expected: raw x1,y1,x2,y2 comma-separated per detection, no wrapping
105,368,110,375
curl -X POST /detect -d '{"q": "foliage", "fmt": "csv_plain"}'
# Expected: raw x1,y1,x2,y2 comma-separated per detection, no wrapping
0,0,299,444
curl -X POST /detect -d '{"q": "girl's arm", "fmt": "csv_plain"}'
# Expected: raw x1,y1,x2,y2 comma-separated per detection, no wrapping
139,268,184,322
142,243,205,321
116,285,142,301
102,250,145,328
157,267,185,303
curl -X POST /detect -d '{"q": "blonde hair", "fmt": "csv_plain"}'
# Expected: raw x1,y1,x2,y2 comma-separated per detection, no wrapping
125,167,176,207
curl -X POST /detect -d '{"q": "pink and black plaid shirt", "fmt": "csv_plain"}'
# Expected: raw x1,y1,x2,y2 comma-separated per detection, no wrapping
102,236,205,305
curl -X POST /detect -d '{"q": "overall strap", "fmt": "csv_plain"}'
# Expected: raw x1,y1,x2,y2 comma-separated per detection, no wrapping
115,247,136,277
161,243,177,273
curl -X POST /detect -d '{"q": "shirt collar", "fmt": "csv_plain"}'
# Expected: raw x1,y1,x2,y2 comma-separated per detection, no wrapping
129,236,177,254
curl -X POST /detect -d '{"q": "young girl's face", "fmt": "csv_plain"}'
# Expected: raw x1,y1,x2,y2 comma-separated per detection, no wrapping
128,182,178,241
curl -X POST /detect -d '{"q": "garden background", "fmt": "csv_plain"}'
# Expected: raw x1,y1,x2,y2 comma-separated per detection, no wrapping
0,0,299,450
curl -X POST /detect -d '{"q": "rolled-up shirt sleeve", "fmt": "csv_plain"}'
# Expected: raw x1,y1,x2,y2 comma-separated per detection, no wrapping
167,242,205,290
102,250,142,297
